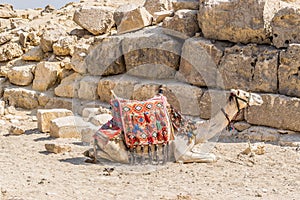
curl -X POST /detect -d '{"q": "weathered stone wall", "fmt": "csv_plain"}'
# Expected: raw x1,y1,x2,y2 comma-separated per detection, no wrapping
1,0,300,134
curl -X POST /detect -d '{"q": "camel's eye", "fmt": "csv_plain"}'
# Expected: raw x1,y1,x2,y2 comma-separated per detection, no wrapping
237,90,240,96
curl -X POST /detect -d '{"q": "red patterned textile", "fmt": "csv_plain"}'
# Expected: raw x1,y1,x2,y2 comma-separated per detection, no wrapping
110,95,172,149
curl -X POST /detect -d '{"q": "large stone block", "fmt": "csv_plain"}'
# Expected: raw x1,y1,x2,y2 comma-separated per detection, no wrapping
198,0,270,44
0,42,23,62
32,61,61,91
97,75,139,102
0,4,17,18
8,65,34,86
40,28,67,52
70,43,90,74
78,76,101,100
73,6,115,35
52,36,77,56
49,116,90,138
37,109,74,133
132,81,203,116
271,5,300,48
245,94,300,132
171,0,199,11
85,36,125,76
219,44,278,92
117,6,152,34
279,44,300,98
162,9,199,37
122,27,183,79
177,37,225,87
3,88,39,109
143,0,172,15
54,73,82,98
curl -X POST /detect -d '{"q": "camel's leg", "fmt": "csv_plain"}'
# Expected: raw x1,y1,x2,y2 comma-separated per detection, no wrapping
177,151,217,163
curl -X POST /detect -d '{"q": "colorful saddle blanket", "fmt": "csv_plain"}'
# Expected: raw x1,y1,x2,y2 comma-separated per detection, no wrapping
109,95,172,149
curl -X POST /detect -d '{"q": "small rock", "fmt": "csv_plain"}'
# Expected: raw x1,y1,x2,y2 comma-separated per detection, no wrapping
22,46,44,61
45,143,71,154
89,114,112,126
9,125,25,135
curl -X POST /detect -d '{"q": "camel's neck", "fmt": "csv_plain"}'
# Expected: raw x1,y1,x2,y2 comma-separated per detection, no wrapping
195,99,241,144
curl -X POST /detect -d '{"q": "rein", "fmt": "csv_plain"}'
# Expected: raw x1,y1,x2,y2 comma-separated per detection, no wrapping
222,93,250,131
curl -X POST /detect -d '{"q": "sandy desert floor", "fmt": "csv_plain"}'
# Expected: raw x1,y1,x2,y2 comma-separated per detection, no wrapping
0,108,299,200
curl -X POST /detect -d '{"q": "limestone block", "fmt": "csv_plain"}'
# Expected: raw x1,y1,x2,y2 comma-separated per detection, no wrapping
122,27,182,79
81,107,101,119
81,125,99,144
49,116,90,138
44,97,73,110
0,18,11,32
54,73,82,98
234,121,251,132
70,43,90,74
37,109,73,133
246,94,300,132
0,33,12,45
0,78,6,97
198,89,229,119
40,28,67,52
279,44,300,98
219,44,278,92
117,6,152,34
8,65,34,86
0,4,17,18
85,36,125,76
0,42,23,62
78,76,100,100
279,133,300,147
132,82,203,116
0,100,4,116
153,10,173,24
32,61,61,91
171,0,199,11
53,36,77,56
3,88,39,109
271,6,300,48
143,0,172,15
166,83,203,116
89,114,112,126
97,75,140,102
22,46,44,61
162,9,199,37
198,0,270,44
177,37,224,87
73,6,115,35
114,4,138,26
45,143,71,154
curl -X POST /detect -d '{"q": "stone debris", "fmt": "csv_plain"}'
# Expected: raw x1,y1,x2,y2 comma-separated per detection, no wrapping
7,65,34,86
9,125,25,135
45,143,71,154
37,109,74,133
241,142,265,155
73,6,115,35
22,46,44,61
116,6,152,34
32,62,61,92
89,113,112,126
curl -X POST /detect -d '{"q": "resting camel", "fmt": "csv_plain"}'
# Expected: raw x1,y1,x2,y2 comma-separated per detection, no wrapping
85,89,263,164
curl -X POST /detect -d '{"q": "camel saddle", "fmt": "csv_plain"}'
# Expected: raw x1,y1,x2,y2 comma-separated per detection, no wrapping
96,95,173,149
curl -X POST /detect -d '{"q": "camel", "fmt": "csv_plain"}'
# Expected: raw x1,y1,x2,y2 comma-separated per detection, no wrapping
85,89,263,164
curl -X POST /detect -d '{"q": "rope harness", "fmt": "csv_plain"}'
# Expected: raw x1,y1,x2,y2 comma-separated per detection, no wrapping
221,92,250,131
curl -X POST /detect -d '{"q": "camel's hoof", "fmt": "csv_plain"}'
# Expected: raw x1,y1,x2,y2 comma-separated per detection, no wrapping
84,158,98,164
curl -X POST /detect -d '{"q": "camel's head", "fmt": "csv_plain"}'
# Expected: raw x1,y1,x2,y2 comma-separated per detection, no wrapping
230,89,263,109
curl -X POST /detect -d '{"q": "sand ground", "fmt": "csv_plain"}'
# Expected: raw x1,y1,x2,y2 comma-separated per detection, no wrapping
0,108,299,200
